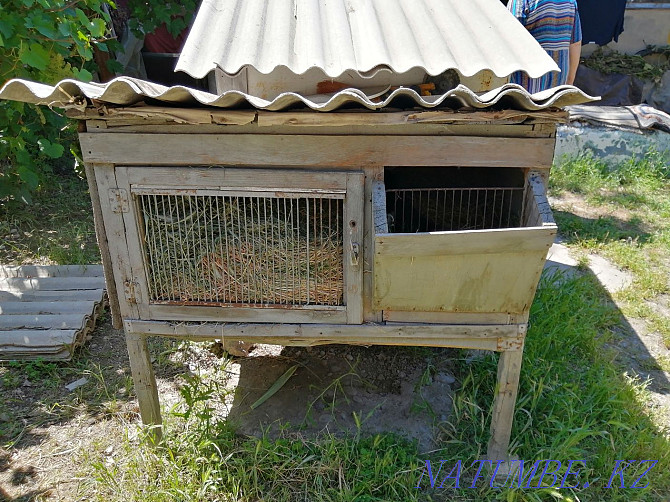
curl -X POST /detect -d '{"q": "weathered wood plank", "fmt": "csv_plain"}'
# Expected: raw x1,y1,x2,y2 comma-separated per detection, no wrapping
0,265,104,279
345,172,365,324
375,227,556,257
126,320,520,350
85,162,122,329
145,304,347,324
0,330,77,348
363,167,384,323
71,107,257,126
93,163,141,319
0,301,96,315
74,123,557,138
0,277,106,292
0,289,105,302
127,320,518,339
0,314,88,330
256,110,565,127
126,166,350,191
487,348,525,460
126,333,162,442
80,134,556,169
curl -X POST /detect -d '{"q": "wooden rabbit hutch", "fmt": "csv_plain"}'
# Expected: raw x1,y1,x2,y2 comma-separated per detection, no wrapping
0,0,596,459
70,103,563,459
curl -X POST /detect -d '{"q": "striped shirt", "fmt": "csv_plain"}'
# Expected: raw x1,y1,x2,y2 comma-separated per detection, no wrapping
508,0,582,92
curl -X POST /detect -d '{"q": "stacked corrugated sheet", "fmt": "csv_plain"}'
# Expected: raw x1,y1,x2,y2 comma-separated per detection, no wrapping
0,265,106,361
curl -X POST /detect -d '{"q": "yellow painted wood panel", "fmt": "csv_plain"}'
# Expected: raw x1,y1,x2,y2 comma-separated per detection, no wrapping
373,242,554,313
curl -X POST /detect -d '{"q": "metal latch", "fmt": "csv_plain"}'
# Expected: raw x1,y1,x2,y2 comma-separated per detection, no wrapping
350,242,360,266
124,279,139,304
109,189,129,213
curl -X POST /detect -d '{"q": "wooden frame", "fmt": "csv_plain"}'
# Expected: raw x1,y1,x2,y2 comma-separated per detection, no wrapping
80,109,558,459
100,166,365,325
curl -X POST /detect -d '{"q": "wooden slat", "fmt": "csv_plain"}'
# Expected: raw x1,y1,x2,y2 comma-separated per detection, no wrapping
145,304,347,324
345,172,364,324
127,319,517,340
71,107,257,126
363,167,384,323
0,301,96,315
487,348,525,460
0,265,104,278
0,289,105,302
80,133,556,169
85,162,123,328
0,314,88,330
125,167,350,191
125,333,162,441
375,227,556,257
256,110,544,127
0,330,77,348
126,321,525,351
0,276,106,291
94,163,140,319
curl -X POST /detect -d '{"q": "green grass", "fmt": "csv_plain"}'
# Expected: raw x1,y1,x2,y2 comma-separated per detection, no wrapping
0,171,100,265
550,150,670,346
60,273,669,502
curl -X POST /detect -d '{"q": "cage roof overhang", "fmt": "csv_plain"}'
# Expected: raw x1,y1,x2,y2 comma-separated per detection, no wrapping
175,0,562,80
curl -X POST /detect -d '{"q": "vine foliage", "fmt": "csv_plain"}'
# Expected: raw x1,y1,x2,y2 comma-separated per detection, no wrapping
0,0,197,205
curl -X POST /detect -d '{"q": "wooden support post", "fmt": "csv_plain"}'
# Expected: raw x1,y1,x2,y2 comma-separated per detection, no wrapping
125,332,162,442
487,347,524,460
83,161,123,329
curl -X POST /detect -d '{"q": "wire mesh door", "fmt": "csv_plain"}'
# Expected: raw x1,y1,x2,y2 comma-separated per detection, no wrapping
385,186,525,233
135,191,345,307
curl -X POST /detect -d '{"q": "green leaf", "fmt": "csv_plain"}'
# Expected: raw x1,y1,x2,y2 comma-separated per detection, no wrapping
37,138,65,159
90,18,106,38
19,43,50,71
250,365,299,410
72,67,93,82
0,19,15,40
17,165,40,190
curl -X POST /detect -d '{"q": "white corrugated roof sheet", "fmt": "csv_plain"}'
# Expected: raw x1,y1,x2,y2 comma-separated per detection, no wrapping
176,0,561,80
0,77,597,112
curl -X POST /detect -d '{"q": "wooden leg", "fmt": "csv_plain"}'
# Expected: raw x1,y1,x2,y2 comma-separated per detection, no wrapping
487,348,524,461
126,332,162,442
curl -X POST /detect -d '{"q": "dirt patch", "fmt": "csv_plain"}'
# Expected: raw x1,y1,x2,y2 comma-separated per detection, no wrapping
0,319,457,500
224,344,455,451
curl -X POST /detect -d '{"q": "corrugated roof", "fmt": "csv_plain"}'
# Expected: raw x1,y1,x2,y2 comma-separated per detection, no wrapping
0,77,598,112
176,0,560,80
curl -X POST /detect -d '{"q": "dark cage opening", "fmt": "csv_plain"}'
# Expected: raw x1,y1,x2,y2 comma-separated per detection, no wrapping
384,167,528,233
135,192,345,307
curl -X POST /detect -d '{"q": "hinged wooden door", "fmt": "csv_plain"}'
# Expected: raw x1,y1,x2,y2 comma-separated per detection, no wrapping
104,166,364,324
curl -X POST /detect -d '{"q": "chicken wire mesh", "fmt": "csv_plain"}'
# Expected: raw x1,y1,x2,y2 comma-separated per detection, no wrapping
136,192,344,306
385,186,525,233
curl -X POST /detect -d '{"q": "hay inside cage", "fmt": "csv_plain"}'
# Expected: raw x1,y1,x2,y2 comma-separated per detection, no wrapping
138,194,344,306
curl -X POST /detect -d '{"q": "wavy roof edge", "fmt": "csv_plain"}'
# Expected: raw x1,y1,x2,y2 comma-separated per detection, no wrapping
0,77,599,112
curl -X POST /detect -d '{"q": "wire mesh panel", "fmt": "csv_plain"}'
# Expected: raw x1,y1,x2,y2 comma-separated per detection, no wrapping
385,187,525,233
135,192,344,307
